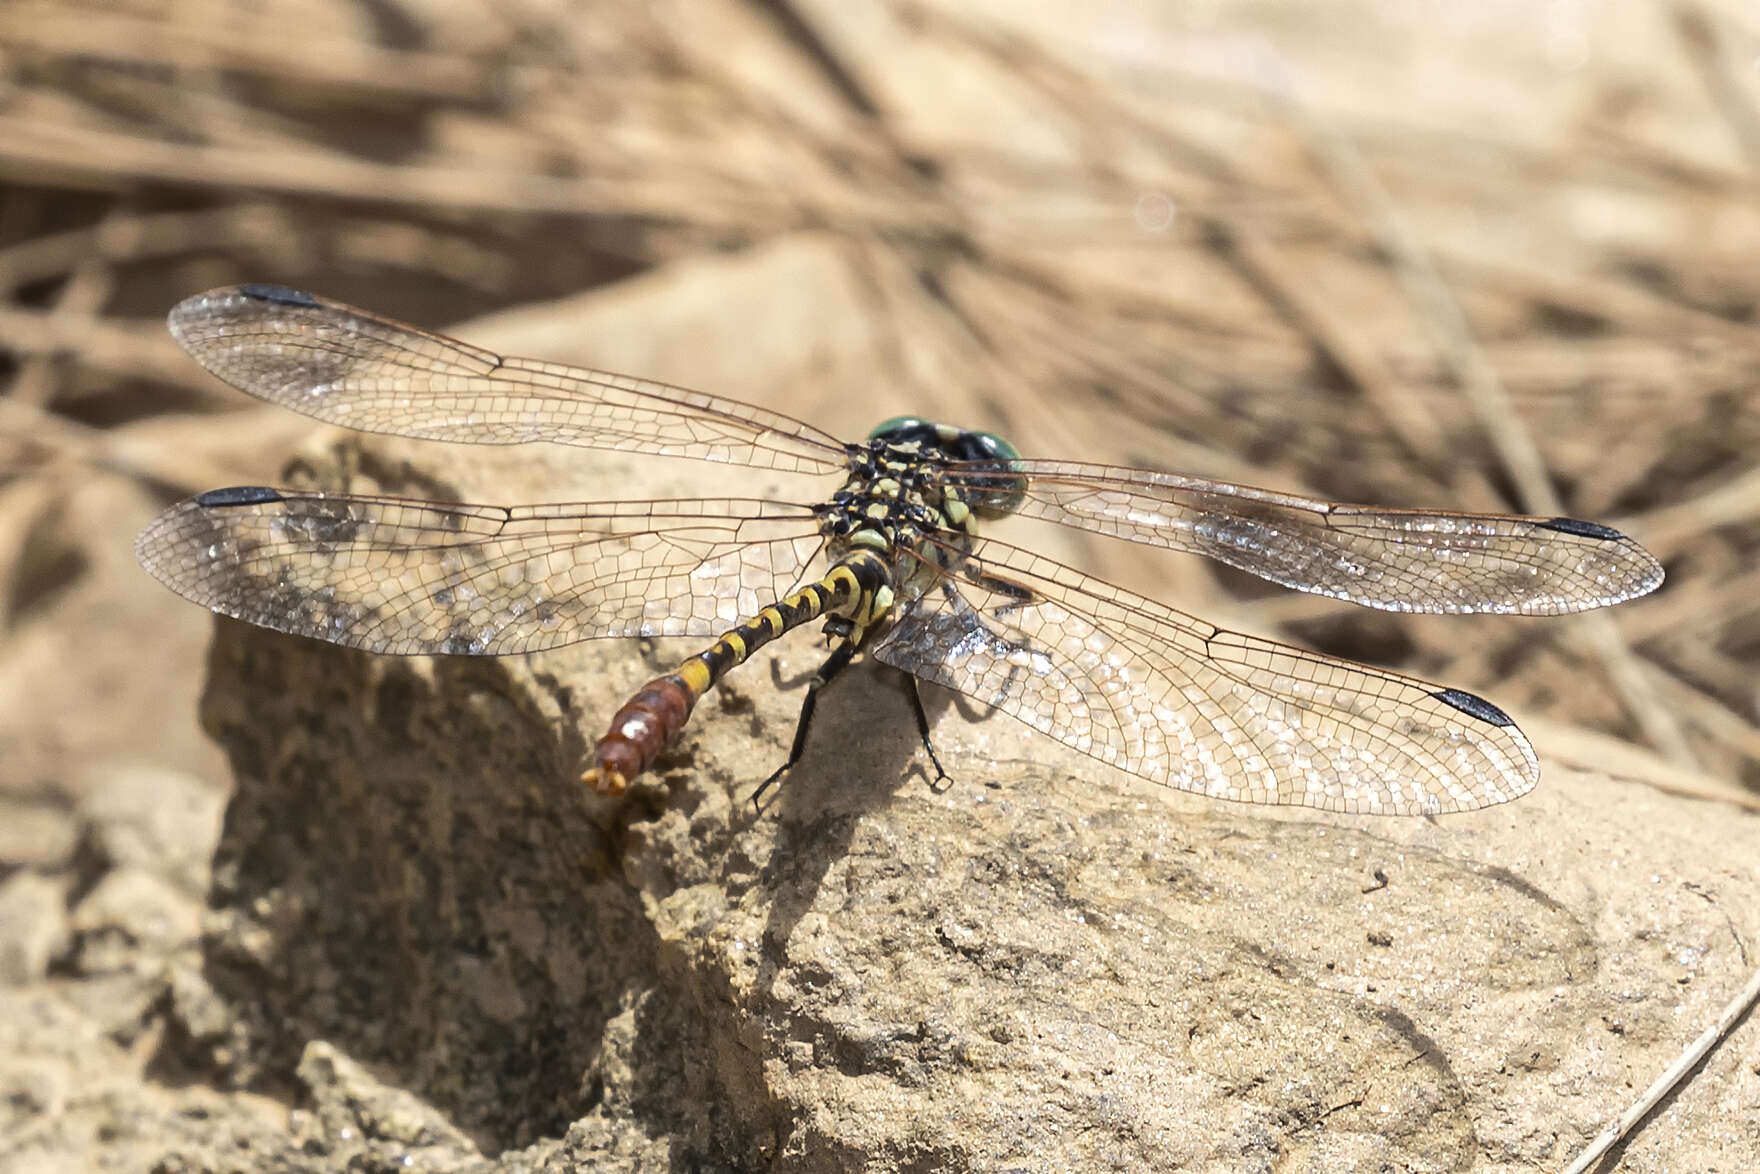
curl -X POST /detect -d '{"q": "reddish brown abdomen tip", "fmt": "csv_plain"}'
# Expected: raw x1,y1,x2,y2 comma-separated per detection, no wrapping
584,675,695,794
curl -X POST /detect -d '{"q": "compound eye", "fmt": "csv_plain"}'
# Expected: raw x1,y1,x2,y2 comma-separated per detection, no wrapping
964,430,1026,519
970,431,1020,464
868,416,930,443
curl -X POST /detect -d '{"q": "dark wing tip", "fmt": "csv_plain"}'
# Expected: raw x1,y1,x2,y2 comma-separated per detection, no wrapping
233,283,320,307
168,284,322,337
1432,687,1515,728
194,486,286,508
1539,516,1622,541
1539,517,1665,605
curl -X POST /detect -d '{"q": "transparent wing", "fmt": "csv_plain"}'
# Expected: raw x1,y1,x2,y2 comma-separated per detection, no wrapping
873,535,1538,815
168,285,850,474
136,489,827,655
946,459,1663,616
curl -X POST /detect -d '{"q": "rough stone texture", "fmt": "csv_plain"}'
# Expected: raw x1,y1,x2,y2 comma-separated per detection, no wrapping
77,765,227,897
70,866,203,966
0,872,67,987
186,628,1760,1171
3,233,1755,1174
0,806,79,874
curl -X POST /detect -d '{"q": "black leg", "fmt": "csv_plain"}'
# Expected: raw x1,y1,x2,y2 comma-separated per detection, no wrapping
961,569,1037,620
771,617,856,689
905,673,951,788
769,659,817,690
752,640,858,809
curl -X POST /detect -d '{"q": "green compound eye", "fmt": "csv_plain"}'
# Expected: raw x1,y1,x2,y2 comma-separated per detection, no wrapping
965,430,1025,519
868,417,1024,518
972,430,1020,463
868,416,931,442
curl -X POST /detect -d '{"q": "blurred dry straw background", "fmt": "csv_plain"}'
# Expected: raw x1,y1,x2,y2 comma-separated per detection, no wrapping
0,0,1758,1165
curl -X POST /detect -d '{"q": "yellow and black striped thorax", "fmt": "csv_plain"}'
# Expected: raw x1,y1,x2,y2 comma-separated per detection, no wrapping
815,417,1025,599
586,418,1029,794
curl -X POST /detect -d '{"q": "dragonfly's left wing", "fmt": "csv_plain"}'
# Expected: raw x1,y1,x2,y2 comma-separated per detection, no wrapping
168,285,851,475
872,534,1538,815
136,489,827,655
945,459,1662,616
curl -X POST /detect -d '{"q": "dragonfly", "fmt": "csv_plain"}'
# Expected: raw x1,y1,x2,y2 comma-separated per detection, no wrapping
136,284,1664,816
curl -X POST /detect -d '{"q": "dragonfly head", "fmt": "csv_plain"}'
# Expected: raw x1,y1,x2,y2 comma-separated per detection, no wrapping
867,416,1025,520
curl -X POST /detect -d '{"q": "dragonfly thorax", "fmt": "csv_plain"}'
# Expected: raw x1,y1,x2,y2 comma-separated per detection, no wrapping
819,418,1026,564
810,431,1000,630
821,442,976,553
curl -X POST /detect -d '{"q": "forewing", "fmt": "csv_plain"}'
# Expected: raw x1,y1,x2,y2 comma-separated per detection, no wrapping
168,285,849,474
873,535,1538,815
947,459,1662,615
136,489,826,655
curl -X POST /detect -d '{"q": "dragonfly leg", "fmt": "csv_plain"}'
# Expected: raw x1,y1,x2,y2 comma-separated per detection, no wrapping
963,568,1038,620
904,673,951,788
769,659,818,690
753,639,859,808
770,615,856,689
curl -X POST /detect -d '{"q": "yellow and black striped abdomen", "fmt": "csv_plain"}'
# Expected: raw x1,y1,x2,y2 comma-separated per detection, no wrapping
581,551,893,794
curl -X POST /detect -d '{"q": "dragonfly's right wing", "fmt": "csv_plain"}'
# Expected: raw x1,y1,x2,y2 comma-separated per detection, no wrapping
947,459,1663,616
873,534,1538,815
169,285,851,475
136,489,827,656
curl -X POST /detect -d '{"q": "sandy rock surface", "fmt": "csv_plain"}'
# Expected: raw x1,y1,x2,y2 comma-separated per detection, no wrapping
173,607,1760,1172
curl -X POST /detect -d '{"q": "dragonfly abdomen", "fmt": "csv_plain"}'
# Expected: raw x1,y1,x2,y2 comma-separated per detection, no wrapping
581,551,893,794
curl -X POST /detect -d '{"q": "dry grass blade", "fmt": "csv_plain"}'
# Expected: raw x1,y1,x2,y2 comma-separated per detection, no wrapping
1631,463,1760,559
0,5,498,102
1206,215,1453,471
1674,2,1760,173
0,205,289,292
0,306,191,384
0,398,261,494
1561,961,1760,1173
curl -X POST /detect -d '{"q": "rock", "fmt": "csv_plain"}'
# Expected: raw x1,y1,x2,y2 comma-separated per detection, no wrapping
69,866,203,965
76,765,227,897
60,868,203,1045
295,1040,482,1163
0,804,79,873
0,1056,68,1140
195,595,1760,1171
0,978,312,1174
0,476,237,801
0,872,68,986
